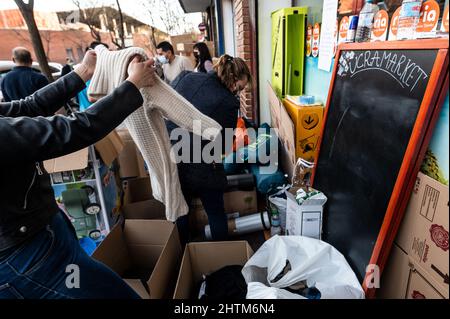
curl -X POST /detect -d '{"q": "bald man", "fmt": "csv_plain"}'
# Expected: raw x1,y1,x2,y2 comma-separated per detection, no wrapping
0,47,49,102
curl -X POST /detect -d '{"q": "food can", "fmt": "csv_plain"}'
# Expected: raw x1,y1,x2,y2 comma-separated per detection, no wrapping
346,15,359,42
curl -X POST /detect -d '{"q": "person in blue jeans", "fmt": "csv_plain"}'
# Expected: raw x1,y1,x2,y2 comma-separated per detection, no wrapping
0,50,156,299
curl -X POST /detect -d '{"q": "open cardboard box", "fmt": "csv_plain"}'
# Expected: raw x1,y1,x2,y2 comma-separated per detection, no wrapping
173,241,254,299
121,177,165,220
117,129,148,179
92,219,182,299
44,130,124,173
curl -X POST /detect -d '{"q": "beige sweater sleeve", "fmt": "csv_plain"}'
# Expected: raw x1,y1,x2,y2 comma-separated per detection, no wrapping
146,78,222,140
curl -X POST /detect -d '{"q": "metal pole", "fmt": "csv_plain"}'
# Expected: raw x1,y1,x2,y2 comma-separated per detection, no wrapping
89,146,111,233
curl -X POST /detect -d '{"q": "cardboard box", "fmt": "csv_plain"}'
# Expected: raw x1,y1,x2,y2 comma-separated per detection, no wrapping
189,189,258,231
268,82,296,180
94,130,124,166
44,130,124,174
395,172,449,288
116,129,147,179
173,241,254,299
121,177,165,220
92,220,182,299
123,177,153,204
282,97,324,162
285,187,327,239
44,148,89,173
124,279,150,299
379,244,448,299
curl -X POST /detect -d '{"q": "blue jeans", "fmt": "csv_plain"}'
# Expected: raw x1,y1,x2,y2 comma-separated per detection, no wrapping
177,188,228,245
0,211,140,299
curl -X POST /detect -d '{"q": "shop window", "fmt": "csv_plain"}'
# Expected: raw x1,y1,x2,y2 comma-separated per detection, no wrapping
65,48,75,62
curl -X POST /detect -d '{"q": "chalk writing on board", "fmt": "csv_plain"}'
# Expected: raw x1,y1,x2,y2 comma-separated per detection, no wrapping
337,50,428,92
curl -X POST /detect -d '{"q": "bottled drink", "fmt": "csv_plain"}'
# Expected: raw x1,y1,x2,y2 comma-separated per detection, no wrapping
397,0,423,40
270,205,282,237
355,0,379,42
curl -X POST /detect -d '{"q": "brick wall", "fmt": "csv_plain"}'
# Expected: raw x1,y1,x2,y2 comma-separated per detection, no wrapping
0,29,114,64
233,0,257,122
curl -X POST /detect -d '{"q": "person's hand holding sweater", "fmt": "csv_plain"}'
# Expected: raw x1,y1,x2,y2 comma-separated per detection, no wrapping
126,56,156,89
75,49,97,83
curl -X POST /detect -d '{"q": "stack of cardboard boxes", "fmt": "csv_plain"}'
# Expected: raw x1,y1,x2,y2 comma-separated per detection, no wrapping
380,172,449,299
45,127,262,299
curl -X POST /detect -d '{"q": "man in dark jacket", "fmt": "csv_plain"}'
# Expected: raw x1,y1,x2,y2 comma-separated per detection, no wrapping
166,57,251,244
0,47,49,102
0,51,155,299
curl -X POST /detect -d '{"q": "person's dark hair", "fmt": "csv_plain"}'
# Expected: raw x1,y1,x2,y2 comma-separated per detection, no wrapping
193,42,212,73
156,41,174,54
86,41,109,52
12,47,32,65
213,54,252,91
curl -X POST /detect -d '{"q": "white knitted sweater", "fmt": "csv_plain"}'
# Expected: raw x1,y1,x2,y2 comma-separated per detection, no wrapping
88,46,222,221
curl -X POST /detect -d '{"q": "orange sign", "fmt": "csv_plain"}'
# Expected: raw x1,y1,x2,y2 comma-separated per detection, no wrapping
312,23,320,58
333,19,339,56
389,6,402,40
417,0,440,33
339,16,349,43
306,24,313,56
441,5,449,32
372,10,389,40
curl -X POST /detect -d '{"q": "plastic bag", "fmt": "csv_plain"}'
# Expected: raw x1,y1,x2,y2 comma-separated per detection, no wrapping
292,158,314,191
242,236,365,299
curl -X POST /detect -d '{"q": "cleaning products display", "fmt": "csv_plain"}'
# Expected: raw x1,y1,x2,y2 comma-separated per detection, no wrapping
397,0,423,40
355,0,379,42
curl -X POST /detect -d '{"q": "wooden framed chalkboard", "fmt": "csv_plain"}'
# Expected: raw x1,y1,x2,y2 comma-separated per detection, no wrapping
311,39,449,298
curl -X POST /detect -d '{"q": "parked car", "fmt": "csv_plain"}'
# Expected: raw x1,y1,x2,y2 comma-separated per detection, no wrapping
0,60,62,79
0,60,63,101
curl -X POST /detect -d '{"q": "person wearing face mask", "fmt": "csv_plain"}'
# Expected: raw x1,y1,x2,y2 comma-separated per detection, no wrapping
156,41,193,84
166,54,252,245
193,42,213,73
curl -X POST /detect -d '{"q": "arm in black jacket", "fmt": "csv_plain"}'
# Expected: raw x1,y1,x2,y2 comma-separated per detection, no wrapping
0,80,143,165
0,72,85,118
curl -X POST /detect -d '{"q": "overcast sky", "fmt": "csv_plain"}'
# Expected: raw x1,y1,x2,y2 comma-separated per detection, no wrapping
0,0,202,34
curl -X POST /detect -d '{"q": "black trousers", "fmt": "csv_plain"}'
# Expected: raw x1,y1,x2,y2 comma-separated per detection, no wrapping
177,187,228,246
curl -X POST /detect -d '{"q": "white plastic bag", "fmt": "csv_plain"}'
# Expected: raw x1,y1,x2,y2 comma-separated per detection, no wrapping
242,236,365,299
247,282,307,299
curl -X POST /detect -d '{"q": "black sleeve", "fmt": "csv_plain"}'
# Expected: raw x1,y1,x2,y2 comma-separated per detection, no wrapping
0,71,85,118
0,81,143,165
36,74,50,90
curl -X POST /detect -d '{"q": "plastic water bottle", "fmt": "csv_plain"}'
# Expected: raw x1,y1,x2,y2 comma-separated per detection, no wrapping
397,0,423,40
270,206,282,237
355,0,379,42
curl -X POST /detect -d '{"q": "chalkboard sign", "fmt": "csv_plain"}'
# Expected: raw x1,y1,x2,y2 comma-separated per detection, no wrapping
311,40,449,296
